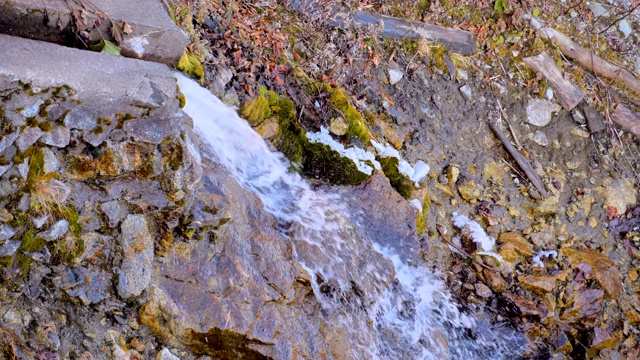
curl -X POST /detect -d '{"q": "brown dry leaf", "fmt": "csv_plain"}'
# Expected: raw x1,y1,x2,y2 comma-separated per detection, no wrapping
122,22,133,35
110,24,123,45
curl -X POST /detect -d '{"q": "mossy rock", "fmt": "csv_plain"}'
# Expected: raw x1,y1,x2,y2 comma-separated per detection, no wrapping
379,157,414,199
415,190,431,235
177,50,205,84
303,142,370,185
324,85,371,144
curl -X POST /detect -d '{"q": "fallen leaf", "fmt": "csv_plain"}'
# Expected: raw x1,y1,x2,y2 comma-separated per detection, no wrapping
122,22,133,35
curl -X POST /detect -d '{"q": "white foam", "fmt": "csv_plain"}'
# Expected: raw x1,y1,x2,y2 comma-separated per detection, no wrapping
371,140,430,185
532,250,558,268
452,212,504,263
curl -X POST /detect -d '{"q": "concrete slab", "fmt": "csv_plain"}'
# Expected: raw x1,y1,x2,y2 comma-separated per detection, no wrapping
0,33,181,131
0,0,189,65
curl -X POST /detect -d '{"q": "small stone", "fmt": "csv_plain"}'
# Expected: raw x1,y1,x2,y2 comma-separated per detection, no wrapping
54,266,110,305
458,181,480,201
388,68,404,85
588,2,608,17
604,178,636,217
446,165,460,185
157,348,181,360
33,215,49,229
456,68,468,81
0,208,12,223
64,108,97,130
130,337,146,352
560,288,604,324
328,117,349,136
526,98,560,127
459,85,472,100
38,220,69,242
520,274,557,293
589,327,619,356
566,161,580,170
0,240,21,257
571,109,586,124
0,132,19,154
475,283,493,298
101,200,128,228
42,148,60,173
545,88,554,100
20,99,45,117
619,19,631,38
571,127,590,138
254,117,279,139
40,125,71,148
529,130,549,146
0,225,17,241
588,217,597,228
15,127,43,152
628,269,638,282
117,214,154,299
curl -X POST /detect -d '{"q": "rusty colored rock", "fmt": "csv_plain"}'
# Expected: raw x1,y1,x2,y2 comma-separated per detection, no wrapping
497,232,534,262
503,292,540,317
588,327,619,357
563,248,622,298
560,288,604,325
483,268,507,292
520,275,557,293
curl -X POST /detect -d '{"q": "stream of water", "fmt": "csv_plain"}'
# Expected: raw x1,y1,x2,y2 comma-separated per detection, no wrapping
175,73,528,359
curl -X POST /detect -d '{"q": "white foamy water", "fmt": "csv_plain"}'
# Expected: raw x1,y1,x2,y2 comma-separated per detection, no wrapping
175,73,527,359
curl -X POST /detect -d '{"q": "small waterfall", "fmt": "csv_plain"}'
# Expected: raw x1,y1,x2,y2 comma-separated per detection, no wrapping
175,73,527,359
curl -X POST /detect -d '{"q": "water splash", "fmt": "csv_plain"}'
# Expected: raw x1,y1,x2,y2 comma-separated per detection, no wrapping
175,73,527,359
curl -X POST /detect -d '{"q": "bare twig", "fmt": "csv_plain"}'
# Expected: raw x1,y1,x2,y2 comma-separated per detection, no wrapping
489,121,549,197
497,100,522,150
599,1,640,34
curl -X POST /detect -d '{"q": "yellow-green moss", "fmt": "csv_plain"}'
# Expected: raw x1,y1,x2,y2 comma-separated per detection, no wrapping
38,122,53,132
26,117,39,127
430,43,447,72
415,190,431,235
379,157,414,199
177,50,205,84
240,93,272,125
324,85,371,144
19,229,45,252
176,83,186,109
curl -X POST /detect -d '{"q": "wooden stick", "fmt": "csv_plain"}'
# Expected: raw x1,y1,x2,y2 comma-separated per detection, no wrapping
530,21,640,97
523,52,584,110
612,104,640,139
331,11,476,55
489,122,549,197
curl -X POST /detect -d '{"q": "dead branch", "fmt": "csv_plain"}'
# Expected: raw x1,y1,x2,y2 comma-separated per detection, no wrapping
529,19,640,97
489,121,549,198
523,52,584,110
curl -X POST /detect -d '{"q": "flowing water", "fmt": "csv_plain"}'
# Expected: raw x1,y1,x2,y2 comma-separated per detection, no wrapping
175,73,528,359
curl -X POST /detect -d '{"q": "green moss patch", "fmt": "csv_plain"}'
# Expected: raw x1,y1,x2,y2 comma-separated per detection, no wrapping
324,85,371,144
303,142,371,185
177,50,205,84
379,157,415,199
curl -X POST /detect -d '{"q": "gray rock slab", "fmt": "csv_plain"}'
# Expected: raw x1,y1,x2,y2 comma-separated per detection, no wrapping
0,225,17,241
117,214,154,299
40,125,71,148
0,0,188,65
15,127,43,152
38,219,70,242
526,98,561,127
0,34,182,120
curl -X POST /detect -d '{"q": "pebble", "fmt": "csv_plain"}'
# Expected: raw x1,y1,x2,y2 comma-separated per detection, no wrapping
573,111,588,128
619,19,631,38
157,348,181,360
526,99,560,127
530,130,549,146
459,85,472,100
475,283,493,298
388,69,404,85
38,220,69,242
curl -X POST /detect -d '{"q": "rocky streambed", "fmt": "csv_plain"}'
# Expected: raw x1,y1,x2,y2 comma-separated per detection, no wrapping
1,0,640,359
